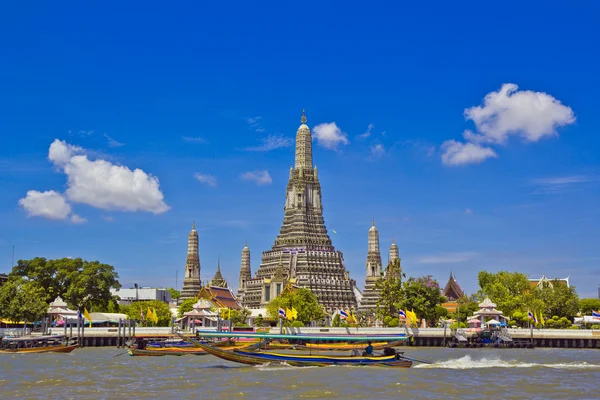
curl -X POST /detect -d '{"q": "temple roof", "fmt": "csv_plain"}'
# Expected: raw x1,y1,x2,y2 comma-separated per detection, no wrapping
442,272,464,301
478,297,497,309
210,258,228,288
197,286,240,310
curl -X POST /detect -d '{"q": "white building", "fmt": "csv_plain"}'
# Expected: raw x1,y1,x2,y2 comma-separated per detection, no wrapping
110,287,172,305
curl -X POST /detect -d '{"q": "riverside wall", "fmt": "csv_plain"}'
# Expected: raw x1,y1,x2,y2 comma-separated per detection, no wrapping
42,326,600,348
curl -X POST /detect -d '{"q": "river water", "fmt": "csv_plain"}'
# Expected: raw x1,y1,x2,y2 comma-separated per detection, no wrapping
1,348,598,399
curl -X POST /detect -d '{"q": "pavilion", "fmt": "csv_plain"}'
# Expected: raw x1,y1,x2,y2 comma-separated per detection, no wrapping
467,297,509,325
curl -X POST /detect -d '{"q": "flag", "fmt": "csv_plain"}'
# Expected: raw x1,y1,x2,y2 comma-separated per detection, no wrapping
398,309,407,320
77,309,82,321
339,309,348,320
152,308,159,324
278,308,286,319
140,308,145,323
533,311,539,324
84,308,92,328
286,308,293,321
593,310,600,320
527,310,534,320
291,307,298,320
406,310,418,326
147,307,153,324
539,312,545,326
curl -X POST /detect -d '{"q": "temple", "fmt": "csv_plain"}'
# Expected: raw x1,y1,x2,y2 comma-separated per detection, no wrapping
237,243,252,302
386,239,402,280
209,258,229,288
241,111,358,311
180,223,202,300
441,272,464,313
528,275,570,288
358,219,383,313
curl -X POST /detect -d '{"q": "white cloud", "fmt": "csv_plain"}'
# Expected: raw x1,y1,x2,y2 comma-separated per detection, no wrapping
48,139,84,167
182,136,208,144
441,140,497,166
441,83,575,166
104,133,125,148
70,214,87,224
246,116,266,132
194,173,217,187
312,122,349,150
241,170,272,185
244,134,293,151
31,139,170,218
530,175,597,194
465,83,575,144
370,144,385,158
358,123,374,139
464,208,473,215
18,190,72,220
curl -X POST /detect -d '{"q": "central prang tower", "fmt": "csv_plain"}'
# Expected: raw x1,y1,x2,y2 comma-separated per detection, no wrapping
241,111,357,312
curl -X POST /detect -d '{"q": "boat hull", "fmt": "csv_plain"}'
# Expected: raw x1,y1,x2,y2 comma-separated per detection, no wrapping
128,348,208,356
0,344,78,354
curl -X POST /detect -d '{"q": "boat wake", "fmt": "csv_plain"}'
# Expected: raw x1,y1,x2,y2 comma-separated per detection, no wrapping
415,355,600,370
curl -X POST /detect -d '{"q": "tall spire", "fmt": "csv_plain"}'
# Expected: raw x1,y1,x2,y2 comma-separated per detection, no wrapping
389,237,399,265
367,219,382,276
238,242,251,296
180,223,202,300
210,256,228,288
294,109,313,170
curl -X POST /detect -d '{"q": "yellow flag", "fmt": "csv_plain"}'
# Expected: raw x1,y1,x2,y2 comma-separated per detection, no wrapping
84,308,92,328
291,307,298,320
540,312,545,326
407,309,418,326
152,308,159,324
146,307,153,323
286,308,293,321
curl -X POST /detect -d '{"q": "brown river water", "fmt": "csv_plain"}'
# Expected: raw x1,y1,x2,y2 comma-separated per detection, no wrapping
1,347,599,399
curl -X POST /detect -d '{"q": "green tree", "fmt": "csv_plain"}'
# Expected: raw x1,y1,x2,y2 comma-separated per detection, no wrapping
232,308,251,326
579,298,600,315
167,288,181,301
532,280,579,320
375,259,405,321
177,298,197,317
125,300,173,327
448,295,479,324
477,270,530,316
402,276,446,323
0,278,48,323
254,314,264,327
266,288,324,324
9,257,120,310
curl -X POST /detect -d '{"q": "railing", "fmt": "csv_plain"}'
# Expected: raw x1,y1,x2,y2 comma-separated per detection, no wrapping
0,328,31,337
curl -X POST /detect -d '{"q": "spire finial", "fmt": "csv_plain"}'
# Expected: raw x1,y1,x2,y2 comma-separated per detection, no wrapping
392,236,395,244
301,109,307,124
217,256,221,270
192,221,195,230
372,216,375,226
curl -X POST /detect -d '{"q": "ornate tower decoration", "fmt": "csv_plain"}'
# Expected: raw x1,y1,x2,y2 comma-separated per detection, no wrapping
359,218,383,312
210,257,228,288
385,238,402,280
181,223,202,301
237,242,252,301
241,111,358,311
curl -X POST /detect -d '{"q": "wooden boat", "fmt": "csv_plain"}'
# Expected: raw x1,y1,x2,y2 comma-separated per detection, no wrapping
195,331,407,342
0,335,78,354
194,341,413,368
293,340,404,351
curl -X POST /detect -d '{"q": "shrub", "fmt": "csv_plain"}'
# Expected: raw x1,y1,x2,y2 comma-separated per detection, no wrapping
591,324,600,330
567,325,579,330
291,320,304,328
450,322,466,329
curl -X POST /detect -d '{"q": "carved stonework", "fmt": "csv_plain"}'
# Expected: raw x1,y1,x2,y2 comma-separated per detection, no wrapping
181,223,202,301
359,219,383,313
210,258,228,288
241,111,357,312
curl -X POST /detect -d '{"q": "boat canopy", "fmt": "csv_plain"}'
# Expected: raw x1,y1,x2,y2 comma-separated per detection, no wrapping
195,331,407,342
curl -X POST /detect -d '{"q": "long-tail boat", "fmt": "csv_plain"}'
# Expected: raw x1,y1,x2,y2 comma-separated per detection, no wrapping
0,335,78,354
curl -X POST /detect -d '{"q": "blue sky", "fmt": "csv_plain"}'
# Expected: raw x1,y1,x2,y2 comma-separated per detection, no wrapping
1,2,599,298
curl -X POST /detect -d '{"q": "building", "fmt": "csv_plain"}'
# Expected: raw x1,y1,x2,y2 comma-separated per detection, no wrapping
528,275,570,288
110,287,172,305
237,243,252,303
197,286,241,310
241,111,357,312
209,258,229,288
358,219,383,313
440,272,464,313
0,273,7,287
181,223,202,300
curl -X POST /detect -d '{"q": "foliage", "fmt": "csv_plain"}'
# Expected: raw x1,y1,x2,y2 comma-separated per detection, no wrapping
591,324,600,330
291,320,305,327
177,298,197,318
383,316,399,327
266,288,324,324
435,306,448,320
254,314,264,327
167,288,181,300
544,316,572,329
579,298,600,315
448,295,479,324
402,276,446,323
477,270,580,322
7,257,120,311
375,259,404,321
0,277,48,322
124,300,173,327
449,322,466,329
231,308,251,326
